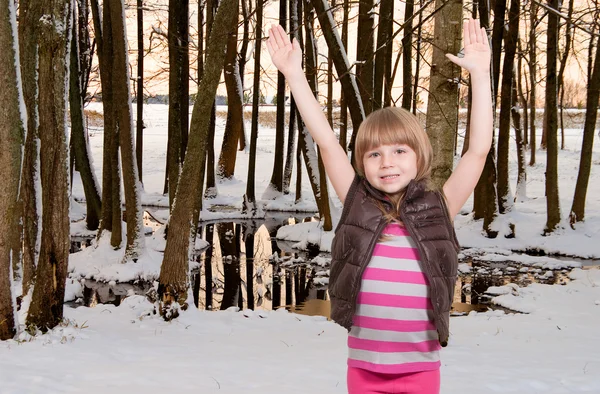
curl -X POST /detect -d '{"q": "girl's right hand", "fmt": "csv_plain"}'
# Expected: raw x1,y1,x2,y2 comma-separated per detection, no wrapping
266,24,303,78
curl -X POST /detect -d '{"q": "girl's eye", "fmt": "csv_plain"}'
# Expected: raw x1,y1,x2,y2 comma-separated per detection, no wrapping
395,149,405,154
369,152,380,158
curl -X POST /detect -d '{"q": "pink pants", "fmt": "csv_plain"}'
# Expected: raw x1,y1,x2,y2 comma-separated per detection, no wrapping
347,367,440,394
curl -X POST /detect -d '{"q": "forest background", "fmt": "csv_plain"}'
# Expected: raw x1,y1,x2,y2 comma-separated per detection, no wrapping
0,0,599,340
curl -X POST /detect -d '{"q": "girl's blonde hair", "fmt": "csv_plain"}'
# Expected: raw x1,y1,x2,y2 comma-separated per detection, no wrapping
355,107,433,183
354,107,434,220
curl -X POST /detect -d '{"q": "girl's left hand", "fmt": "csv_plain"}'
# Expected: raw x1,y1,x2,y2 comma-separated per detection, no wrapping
446,18,490,75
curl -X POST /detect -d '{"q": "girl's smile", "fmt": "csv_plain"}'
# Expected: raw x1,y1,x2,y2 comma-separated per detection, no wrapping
363,144,418,196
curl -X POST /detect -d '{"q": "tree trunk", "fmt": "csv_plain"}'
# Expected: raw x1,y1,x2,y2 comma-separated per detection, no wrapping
136,0,144,183
284,0,299,195
267,0,288,195
310,0,365,159
356,0,374,115
109,0,145,260
0,0,24,340
158,0,237,317
204,0,219,199
491,0,506,108
569,28,600,225
92,0,122,248
557,0,574,151
303,1,332,230
425,0,463,189
373,0,393,111
218,1,244,179
544,0,561,233
167,0,190,208
401,0,415,110
528,2,537,166
70,8,102,231
18,0,43,298
27,0,71,331
497,0,518,214
244,0,263,210
472,0,498,237
339,0,348,152
514,66,527,202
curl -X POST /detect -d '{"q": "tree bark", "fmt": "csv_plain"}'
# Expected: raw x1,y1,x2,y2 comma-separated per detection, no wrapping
497,0,519,214
401,0,415,110
356,0,374,115
373,0,393,111
27,0,71,331
491,0,506,108
70,7,102,231
569,28,600,225
167,0,190,208
109,0,145,260
158,0,237,317
528,2,537,166
267,0,288,195
512,65,526,203
18,0,43,298
136,0,144,183
472,0,498,237
310,0,365,160
244,0,263,210
544,0,561,233
218,1,245,179
0,0,25,340
425,0,463,189
92,0,122,248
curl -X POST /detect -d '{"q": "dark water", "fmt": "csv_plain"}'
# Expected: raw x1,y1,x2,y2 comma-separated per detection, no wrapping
72,217,599,317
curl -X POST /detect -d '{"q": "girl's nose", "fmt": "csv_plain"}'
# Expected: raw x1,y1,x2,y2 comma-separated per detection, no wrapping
380,154,393,168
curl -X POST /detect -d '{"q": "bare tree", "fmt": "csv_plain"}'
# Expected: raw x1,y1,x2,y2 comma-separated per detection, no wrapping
373,0,393,111
92,0,122,248
18,0,43,298
218,0,245,179
0,0,25,340
569,27,600,225
528,2,538,166
497,0,519,216
167,0,190,207
425,0,463,188
543,0,561,233
109,0,145,260
136,0,144,183
266,0,288,196
356,0,374,115
158,0,237,318
401,0,414,110
244,0,264,212
557,0,574,150
69,3,102,231
310,0,365,159
27,0,71,331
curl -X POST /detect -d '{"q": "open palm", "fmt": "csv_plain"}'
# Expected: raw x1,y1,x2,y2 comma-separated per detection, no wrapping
266,24,303,77
446,19,490,75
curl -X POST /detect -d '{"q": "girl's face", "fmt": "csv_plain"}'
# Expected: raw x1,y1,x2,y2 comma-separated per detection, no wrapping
363,144,418,197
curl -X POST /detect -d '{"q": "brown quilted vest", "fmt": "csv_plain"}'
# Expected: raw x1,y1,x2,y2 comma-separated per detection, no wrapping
328,175,460,346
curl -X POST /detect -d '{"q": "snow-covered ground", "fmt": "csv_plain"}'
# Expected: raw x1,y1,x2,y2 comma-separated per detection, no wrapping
2,103,599,393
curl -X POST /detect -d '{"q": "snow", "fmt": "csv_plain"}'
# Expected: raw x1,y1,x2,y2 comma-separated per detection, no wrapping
2,104,599,393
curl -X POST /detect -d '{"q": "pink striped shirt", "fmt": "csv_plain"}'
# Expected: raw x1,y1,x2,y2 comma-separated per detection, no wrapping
347,223,441,374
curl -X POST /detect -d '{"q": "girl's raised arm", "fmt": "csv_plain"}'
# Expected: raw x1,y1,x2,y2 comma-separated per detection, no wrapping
266,24,355,204
443,19,493,218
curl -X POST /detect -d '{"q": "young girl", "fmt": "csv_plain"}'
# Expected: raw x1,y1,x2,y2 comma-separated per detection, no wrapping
267,19,492,394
